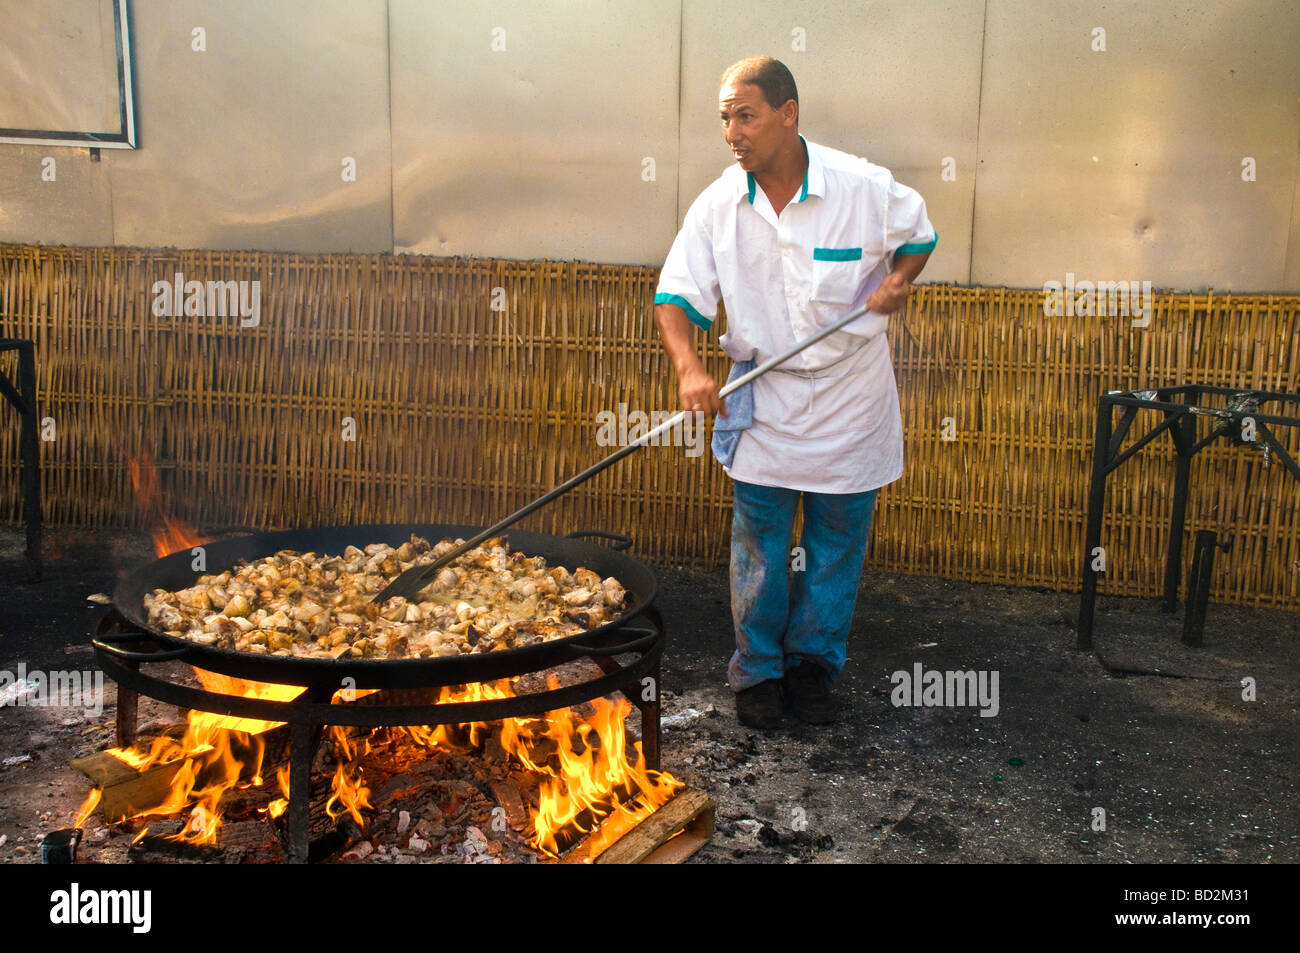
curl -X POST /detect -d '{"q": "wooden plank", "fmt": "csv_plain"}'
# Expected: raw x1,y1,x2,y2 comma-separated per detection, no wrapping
69,752,185,823
560,787,714,865
597,788,714,865
640,828,711,865
70,751,145,788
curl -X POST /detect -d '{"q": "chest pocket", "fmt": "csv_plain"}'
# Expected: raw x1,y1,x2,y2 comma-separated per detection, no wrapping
810,246,864,305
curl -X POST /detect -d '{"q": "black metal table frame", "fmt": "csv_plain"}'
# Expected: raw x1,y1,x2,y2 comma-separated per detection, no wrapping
0,339,40,581
1078,384,1300,649
93,605,665,863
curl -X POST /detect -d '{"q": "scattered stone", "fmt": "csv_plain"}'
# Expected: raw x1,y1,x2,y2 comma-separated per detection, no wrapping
341,841,374,862
453,825,498,863
663,708,705,728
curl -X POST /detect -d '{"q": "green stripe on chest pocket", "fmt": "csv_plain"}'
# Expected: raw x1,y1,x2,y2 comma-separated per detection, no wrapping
813,247,862,261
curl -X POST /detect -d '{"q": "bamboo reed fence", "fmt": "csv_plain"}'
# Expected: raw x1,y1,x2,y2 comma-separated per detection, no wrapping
1,243,1298,608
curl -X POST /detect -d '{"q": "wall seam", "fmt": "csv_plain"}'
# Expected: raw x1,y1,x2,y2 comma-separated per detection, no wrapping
968,0,990,286
674,0,684,228
385,0,396,253
1282,125,1300,288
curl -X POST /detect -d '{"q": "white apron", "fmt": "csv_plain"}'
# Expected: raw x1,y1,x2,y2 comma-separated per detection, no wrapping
724,329,903,495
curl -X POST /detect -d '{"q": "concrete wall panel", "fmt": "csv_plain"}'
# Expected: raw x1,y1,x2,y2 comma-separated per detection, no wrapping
389,0,680,264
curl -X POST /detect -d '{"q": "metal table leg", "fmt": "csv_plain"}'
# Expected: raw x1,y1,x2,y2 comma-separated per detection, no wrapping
1078,396,1113,650
1162,414,1195,612
0,340,41,581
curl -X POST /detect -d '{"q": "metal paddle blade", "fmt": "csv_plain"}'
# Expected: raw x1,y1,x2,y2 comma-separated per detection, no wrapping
375,540,477,603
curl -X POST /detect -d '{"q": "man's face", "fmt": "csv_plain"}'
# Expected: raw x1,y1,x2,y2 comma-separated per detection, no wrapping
718,80,796,176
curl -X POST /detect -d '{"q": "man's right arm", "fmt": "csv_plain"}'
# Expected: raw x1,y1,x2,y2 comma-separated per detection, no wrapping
653,302,727,418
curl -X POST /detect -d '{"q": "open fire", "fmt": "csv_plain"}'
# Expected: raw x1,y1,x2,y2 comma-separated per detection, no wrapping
76,670,683,860
76,453,687,861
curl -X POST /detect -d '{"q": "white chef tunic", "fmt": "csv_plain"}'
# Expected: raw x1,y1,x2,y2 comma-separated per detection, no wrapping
655,136,937,494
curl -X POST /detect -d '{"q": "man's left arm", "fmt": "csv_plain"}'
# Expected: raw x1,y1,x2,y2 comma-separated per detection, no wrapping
864,251,930,315
865,173,937,315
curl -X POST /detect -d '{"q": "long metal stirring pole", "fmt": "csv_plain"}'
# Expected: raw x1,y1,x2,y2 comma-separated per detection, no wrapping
375,302,878,602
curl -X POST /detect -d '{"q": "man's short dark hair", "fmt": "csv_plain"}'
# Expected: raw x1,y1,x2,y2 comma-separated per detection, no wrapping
721,57,799,111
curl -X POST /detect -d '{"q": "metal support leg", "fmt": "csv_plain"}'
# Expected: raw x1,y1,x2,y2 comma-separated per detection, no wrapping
1163,414,1195,612
1183,530,1225,647
0,340,41,581
94,610,139,746
17,342,41,582
114,661,139,748
642,662,661,771
287,720,315,865
1078,397,1113,649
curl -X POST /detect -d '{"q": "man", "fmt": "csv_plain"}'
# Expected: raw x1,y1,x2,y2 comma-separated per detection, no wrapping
653,57,936,728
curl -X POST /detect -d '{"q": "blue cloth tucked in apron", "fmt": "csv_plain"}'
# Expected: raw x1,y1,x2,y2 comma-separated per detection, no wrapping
710,359,756,467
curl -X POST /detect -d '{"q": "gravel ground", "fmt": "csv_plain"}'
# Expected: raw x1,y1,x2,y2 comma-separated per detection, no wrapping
1,526,1296,864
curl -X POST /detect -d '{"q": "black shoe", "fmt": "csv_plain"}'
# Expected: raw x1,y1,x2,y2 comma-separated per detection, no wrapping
735,679,784,729
783,663,839,724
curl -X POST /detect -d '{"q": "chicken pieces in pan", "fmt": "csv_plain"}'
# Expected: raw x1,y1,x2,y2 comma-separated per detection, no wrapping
143,535,628,660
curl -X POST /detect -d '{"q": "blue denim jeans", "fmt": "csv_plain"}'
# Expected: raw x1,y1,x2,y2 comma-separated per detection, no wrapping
727,480,878,692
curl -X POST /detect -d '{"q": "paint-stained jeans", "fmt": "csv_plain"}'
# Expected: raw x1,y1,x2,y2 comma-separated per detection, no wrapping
727,480,878,692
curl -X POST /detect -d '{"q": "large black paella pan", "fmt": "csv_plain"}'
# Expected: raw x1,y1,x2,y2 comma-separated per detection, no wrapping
96,523,659,693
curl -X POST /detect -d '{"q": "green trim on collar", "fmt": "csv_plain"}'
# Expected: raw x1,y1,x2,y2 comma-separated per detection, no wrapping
896,231,938,256
797,134,819,201
654,292,713,330
813,246,863,262
743,137,813,205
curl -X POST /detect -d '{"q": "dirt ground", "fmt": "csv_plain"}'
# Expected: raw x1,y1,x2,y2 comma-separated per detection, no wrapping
1,526,1296,864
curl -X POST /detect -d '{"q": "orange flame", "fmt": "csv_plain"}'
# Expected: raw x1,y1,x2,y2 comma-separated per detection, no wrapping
72,670,302,846
126,449,207,557
393,679,683,858
524,695,682,857
324,726,372,824
73,787,102,828
76,676,683,857
262,765,291,820
192,670,305,734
